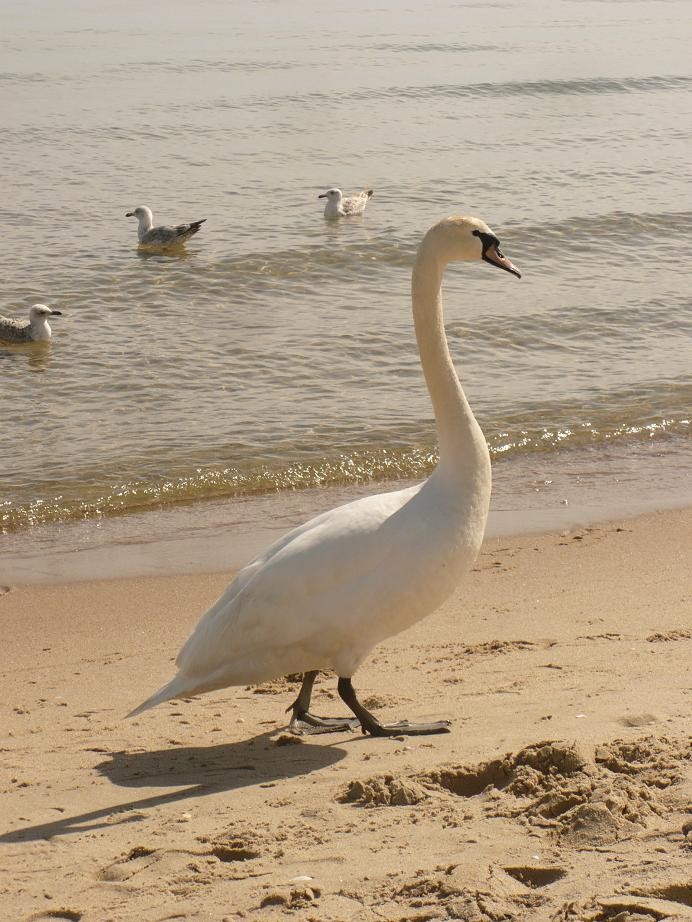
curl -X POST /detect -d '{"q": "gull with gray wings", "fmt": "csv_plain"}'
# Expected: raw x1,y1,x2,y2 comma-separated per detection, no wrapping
0,304,62,343
319,187,373,218
126,205,206,247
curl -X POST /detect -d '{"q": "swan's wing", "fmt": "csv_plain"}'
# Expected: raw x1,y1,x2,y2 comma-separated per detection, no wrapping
0,317,31,343
175,484,421,675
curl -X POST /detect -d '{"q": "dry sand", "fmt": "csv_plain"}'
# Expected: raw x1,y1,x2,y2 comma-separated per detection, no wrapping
1,507,691,921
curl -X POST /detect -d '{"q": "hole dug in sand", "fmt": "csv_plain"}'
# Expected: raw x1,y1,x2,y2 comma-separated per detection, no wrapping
422,740,588,800
210,842,261,862
28,913,83,921
503,865,567,888
632,882,692,908
421,759,513,798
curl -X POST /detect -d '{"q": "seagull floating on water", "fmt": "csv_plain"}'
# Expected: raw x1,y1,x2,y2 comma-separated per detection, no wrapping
125,205,206,247
0,304,62,343
319,187,373,218
128,215,521,738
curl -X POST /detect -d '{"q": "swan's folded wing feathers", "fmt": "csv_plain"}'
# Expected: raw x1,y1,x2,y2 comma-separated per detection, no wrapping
174,486,419,676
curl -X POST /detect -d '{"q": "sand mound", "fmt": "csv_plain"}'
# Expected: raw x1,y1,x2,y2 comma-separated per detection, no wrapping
339,774,429,807
337,738,688,850
371,865,549,921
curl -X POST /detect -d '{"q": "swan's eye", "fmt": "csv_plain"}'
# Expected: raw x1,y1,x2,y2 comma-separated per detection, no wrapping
472,229,500,254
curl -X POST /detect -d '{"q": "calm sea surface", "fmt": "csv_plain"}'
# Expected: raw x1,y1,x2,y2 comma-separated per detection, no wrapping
1,0,690,578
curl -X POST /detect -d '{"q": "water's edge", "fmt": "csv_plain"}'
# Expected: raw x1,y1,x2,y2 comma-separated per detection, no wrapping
3,439,689,587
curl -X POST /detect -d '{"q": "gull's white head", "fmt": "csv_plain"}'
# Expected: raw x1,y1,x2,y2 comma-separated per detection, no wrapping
29,304,62,321
318,188,343,202
125,205,153,222
420,216,521,278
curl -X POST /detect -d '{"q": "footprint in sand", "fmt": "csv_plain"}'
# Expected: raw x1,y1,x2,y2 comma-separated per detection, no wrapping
98,839,262,884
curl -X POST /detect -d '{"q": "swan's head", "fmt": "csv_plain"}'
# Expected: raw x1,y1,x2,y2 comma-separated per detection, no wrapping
125,205,153,221
424,216,521,278
318,188,342,202
29,304,62,321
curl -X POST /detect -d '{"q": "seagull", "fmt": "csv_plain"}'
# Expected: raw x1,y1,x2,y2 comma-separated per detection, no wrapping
0,304,62,343
319,188,373,218
125,205,206,247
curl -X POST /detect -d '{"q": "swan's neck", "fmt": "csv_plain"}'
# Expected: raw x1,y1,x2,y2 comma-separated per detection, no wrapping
411,242,490,483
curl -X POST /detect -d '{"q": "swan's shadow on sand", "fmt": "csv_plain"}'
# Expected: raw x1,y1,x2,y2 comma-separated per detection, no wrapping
0,730,346,844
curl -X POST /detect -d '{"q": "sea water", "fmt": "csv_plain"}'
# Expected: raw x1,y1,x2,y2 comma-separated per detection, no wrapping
1,0,690,581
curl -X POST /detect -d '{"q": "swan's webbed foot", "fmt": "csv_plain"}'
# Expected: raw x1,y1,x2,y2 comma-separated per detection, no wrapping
359,718,452,737
289,711,361,735
287,670,360,735
337,677,451,738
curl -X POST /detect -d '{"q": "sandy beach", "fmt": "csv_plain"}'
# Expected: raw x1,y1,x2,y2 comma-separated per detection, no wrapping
2,507,691,921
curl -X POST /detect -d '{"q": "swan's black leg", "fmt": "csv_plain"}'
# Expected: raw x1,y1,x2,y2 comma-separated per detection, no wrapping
337,677,451,737
287,671,360,734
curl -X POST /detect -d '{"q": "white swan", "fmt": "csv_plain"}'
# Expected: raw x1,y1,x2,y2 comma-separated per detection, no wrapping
125,205,206,247
129,216,521,736
319,187,373,218
0,304,62,343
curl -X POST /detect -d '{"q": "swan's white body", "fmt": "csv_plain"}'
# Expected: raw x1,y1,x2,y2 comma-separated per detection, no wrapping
319,187,373,218
129,216,520,720
0,304,62,343
125,205,206,247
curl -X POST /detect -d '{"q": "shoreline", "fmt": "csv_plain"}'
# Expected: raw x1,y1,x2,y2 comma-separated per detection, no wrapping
2,436,690,587
2,505,691,920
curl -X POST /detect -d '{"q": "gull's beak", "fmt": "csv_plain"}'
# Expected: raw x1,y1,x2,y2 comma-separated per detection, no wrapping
50,310,63,316
125,211,134,217
483,243,521,279
318,194,326,199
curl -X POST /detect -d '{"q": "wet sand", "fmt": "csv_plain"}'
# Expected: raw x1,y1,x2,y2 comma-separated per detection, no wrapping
2,507,691,921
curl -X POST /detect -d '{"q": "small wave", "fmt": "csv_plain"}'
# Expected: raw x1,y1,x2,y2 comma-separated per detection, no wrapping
449,295,692,354
229,73,692,112
429,74,692,98
104,58,296,76
371,42,501,54
2,414,688,535
511,209,692,258
211,235,416,290
0,71,50,84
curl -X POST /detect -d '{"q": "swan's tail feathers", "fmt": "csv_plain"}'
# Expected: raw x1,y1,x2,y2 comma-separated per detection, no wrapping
126,673,193,719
